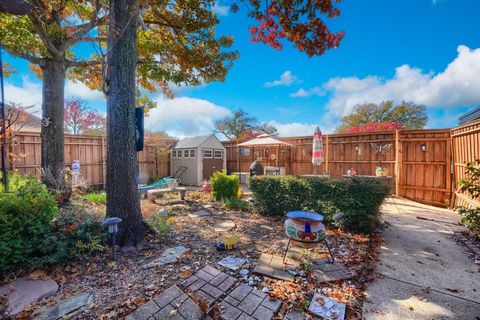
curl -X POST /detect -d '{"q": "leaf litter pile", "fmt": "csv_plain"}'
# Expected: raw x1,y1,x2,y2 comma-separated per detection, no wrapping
12,191,383,319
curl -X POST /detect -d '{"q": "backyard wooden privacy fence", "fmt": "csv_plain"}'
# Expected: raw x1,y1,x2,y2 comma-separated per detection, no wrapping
2,121,479,208
1,132,175,188
224,128,456,207
451,120,480,209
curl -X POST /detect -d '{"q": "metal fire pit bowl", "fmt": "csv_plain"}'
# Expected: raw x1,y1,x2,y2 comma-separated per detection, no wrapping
283,211,335,264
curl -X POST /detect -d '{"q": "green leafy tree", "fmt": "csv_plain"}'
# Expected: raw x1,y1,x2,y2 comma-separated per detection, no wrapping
0,0,237,189
3,0,344,246
338,101,428,132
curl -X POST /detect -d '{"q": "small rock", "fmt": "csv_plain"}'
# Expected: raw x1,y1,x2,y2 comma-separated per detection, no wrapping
254,276,261,281
39,292,94,320
262,287,269,293
239,269,249,277
248,280,255,286
158,209,169,215
143,255,178,269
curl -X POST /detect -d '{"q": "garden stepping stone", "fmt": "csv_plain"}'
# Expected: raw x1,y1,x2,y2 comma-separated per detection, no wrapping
128,266,284,320
0,277,59,317
39,292,94,320
218,256,246,271
252,253,299,281
188,210,211,219
311,259,356,283
143,245,189,269
220,284,282,320
126,285,202,320
212,220,236,232
308,292,346,320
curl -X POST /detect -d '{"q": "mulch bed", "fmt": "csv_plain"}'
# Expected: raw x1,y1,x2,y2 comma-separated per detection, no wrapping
14,191,383,320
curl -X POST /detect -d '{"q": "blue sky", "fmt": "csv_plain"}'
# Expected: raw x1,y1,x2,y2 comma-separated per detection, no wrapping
4,0,480,138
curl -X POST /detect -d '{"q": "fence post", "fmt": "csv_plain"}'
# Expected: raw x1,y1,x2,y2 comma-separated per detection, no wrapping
394,130,400,196
325,135,329,175
102,137,106,189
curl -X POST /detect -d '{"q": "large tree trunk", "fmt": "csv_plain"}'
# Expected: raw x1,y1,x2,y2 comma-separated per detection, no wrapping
40,59,66,189
106,0,143,247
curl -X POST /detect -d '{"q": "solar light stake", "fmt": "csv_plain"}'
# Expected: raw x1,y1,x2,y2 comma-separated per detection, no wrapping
103,217,122,260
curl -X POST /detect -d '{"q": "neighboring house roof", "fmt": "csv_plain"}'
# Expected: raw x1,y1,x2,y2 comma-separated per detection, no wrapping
4,103,42,130
173,135,212,149
459,107,480,125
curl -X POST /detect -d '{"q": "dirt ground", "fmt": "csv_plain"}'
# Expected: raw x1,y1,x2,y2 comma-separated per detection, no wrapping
16,191,382,319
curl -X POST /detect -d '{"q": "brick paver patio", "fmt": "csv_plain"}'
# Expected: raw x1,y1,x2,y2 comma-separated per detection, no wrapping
127,266,283,320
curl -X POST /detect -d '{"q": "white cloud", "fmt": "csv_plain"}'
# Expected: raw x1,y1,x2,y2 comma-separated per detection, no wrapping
65,80,104,101
290,87,324,98
319,45,480,118
267,120,334,136
212,1,229,16
145,96,231,138
4,78,43,115
264,71,301,88
5,77,104,117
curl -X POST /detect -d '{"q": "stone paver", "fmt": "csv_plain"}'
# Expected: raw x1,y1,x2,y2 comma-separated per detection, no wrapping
0,277,59,317
220,284,282,320
212,220,236,232
128,285,200,320
128,266,283,320
253,253,299,281
39,292,94,320
311,259,356,283
188,210,211,218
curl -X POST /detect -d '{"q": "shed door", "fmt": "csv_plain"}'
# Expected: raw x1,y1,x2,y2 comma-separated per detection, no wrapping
203,149,224,180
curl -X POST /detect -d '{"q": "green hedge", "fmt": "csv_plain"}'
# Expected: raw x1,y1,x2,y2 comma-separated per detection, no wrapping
249,176,389,233
0,173,105,276
211,170,240,201
0,174,58,275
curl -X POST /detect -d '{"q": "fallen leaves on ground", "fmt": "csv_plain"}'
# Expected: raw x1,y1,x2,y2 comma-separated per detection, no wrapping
13,191,382,320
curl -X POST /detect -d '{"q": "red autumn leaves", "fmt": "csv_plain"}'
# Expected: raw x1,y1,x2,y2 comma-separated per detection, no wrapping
248,0,345,56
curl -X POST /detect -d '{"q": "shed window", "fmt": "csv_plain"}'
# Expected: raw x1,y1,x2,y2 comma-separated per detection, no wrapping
203,149,213,158
182,149,189,158
214,150,223,159
172,150,177,158
189,149,196,158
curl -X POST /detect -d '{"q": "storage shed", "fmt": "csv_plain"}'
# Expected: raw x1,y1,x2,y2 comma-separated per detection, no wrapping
170,134,226,186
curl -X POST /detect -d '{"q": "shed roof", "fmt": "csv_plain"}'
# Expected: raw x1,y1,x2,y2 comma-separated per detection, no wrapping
173,135,211,149
237,134,292,147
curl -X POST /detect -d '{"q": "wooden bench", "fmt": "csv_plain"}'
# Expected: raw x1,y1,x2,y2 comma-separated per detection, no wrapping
147,187,187,203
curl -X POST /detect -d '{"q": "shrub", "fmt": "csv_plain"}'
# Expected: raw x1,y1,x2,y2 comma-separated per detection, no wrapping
0,175,58,275
83,191,107,205
456,159,480,236
250,176,389,233
211,170,240,201
223,197,249,211
39,206,106,265
147,212,173,238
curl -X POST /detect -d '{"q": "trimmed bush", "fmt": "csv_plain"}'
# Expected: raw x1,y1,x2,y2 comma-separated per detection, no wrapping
249,176,389,233
210,170,240,201
0,175,58,275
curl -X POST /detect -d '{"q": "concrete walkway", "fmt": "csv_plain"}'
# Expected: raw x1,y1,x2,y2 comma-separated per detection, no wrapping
362,197,480,320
